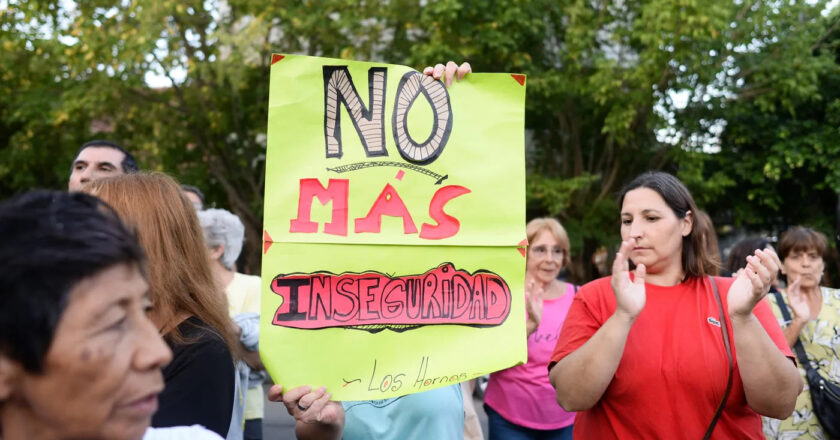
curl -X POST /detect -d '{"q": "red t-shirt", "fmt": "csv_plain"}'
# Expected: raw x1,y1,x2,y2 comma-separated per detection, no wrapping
550,275,794,439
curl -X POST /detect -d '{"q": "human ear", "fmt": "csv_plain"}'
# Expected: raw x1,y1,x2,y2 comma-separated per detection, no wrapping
681,210,693,237
0,355,21,400
210,245,225,261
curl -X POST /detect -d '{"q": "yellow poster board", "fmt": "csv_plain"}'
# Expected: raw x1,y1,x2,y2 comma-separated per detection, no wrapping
261,54,527,400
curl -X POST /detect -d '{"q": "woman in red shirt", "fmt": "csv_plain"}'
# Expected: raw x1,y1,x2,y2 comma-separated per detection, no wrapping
548,171,802,439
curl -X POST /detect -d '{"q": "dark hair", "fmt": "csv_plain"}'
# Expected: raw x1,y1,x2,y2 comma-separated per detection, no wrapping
74,140,139,173
181,184,205,204
725,237,772,275
693,210,721,275
778,226,827,261
618,171,717,279
0,190,145,373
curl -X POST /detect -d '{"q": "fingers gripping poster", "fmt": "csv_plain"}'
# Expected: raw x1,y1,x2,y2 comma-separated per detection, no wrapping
261,54,527,400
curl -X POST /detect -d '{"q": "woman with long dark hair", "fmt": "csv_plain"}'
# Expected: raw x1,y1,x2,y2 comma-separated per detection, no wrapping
549,171,802,438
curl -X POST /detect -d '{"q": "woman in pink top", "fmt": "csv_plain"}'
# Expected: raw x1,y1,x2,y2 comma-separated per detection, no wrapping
483,217,576,440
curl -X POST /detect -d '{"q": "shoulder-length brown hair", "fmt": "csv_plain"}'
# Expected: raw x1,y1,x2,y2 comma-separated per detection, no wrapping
778,226,827,260
618,171,719,279
83,172,237,353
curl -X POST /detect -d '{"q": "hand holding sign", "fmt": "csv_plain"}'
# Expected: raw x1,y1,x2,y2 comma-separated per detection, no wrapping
423,61,472,86
269,384,344,439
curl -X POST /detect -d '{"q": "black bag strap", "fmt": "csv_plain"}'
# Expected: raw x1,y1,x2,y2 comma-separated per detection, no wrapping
770,289,811,370
703,276,735,440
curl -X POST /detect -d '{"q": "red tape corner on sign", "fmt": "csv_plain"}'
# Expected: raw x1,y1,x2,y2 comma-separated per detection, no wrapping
263,229,273,254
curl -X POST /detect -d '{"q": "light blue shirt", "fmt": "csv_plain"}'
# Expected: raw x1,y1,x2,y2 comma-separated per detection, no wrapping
341,385,464,440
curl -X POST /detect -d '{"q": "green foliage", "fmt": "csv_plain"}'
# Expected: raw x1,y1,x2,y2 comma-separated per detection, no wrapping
2,0,839,279
0,2,87,194
526,172,615,258
675,3,840,239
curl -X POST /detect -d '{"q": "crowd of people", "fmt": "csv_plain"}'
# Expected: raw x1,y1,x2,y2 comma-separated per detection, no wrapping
0,63,838,440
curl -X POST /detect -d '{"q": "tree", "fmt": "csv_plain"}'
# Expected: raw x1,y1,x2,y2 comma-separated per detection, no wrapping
2,0,836,280
673,5,840,283
403,0,835,281
0,2,95,194
673,5,840,223
2,0,430,273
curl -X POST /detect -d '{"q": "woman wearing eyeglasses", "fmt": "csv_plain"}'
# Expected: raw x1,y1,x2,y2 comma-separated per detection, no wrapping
483,218,577,440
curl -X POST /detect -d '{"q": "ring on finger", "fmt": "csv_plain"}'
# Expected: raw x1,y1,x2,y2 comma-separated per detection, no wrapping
297,403,308,411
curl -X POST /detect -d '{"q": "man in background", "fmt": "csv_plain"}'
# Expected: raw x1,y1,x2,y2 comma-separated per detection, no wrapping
182,184,206,210
68,140,139,191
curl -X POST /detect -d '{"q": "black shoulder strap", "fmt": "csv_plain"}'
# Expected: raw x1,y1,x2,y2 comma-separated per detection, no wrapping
703,276,734,440
771,289,792,323
770,289,811,369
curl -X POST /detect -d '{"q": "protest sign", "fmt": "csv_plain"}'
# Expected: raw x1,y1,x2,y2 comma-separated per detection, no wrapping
261,54,527,400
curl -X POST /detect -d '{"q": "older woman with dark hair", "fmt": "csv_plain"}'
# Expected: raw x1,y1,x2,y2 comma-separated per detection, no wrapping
763,227,840,439
548,171,802,439
0,190,220,440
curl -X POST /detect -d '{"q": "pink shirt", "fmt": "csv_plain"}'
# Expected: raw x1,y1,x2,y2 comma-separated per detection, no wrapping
484,282,576,430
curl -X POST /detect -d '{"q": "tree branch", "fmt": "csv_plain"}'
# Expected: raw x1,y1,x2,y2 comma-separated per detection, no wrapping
736,86,772,100
811,17,840,52
127,88,190,115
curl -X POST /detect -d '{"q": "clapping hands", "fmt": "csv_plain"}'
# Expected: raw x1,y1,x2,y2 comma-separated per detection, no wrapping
786,276,812,323
728,248,782,318
525,278,545,336
611,239,646,321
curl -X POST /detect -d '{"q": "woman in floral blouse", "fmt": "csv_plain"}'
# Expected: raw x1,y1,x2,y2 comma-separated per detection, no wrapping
762,227,840,439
